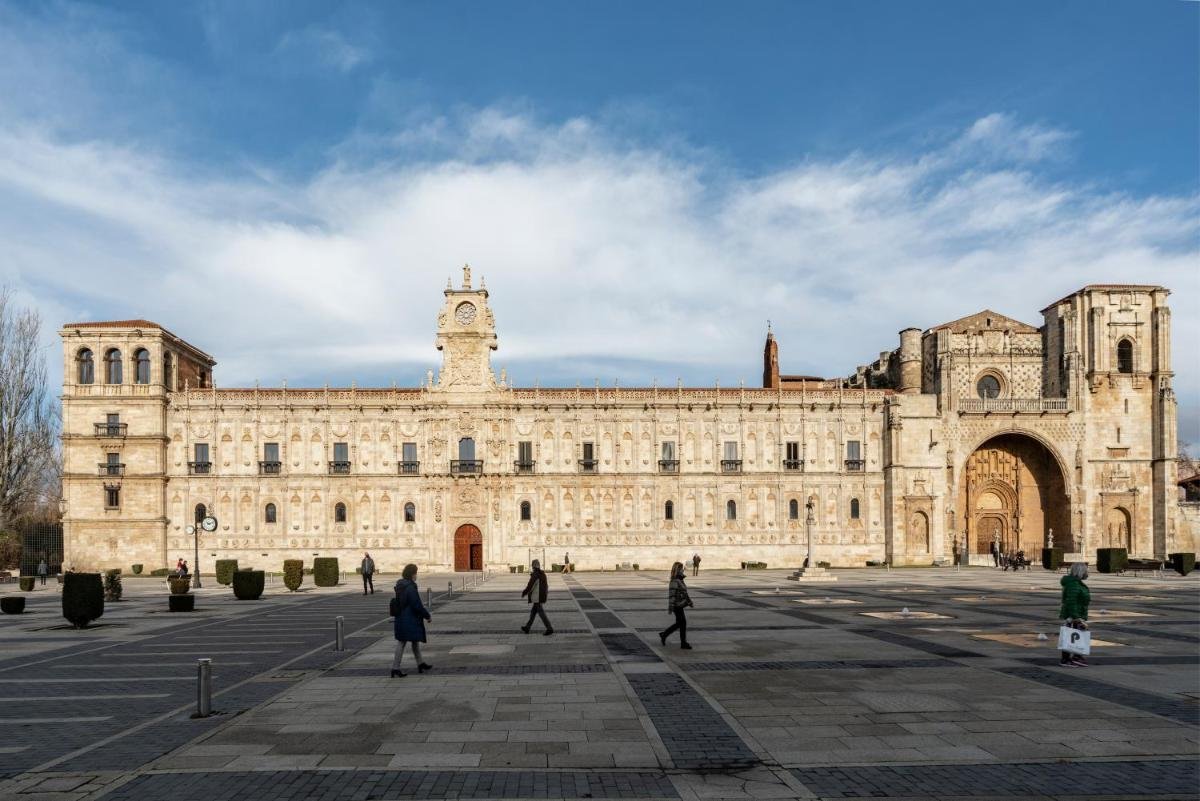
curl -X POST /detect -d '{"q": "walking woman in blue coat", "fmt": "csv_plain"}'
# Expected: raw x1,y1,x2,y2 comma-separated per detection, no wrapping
391,563,432,677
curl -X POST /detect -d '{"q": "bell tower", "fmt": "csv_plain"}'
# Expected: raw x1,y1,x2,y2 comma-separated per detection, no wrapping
434,265,498,390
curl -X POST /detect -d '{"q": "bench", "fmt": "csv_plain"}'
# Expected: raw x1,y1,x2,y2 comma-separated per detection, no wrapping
1124,558,1166,577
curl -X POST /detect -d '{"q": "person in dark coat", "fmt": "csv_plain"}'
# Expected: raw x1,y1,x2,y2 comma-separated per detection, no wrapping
989,539,999,567
659,561,693,649
692,553,701,576
1059,562,1091,667
361,552,375,595
520,559,554,635
391,563,432,677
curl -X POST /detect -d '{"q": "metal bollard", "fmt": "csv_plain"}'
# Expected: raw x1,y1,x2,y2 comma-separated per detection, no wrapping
447,581,453,599
426,587,432,608
334,615,345,652
196,658,212,718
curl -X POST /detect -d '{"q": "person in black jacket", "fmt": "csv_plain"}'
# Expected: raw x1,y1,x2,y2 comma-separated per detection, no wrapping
520,559,554,635
659,561,694,649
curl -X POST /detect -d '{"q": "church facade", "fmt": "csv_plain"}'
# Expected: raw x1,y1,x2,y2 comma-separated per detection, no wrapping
60,270,1186,573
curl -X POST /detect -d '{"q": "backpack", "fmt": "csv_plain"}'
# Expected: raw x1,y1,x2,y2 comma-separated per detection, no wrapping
389,594,404,617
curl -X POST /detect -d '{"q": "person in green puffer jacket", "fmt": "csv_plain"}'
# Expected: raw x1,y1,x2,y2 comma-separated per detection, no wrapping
1059,562,1091,667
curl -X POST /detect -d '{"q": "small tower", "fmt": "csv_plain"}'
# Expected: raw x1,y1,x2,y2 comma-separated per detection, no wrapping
762,325,780,389
434,265,498,390
897,328,923,394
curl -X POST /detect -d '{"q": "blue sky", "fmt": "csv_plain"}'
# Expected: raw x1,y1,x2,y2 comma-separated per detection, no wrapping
0,1,1197,441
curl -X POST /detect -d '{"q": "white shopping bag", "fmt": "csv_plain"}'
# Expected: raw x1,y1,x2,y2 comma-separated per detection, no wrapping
1058,625,1091,655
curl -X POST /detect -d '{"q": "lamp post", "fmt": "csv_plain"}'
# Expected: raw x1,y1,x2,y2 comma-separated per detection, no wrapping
185,525,200,588
194,515,217,588
804,499,815,569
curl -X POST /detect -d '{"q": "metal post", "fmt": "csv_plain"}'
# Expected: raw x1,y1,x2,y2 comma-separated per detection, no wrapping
447,581,453,599
426,587,432,608
334,616,345,652
196,658,212,717
192,530,202,589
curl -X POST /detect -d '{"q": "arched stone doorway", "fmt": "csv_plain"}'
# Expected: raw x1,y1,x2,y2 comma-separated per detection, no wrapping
1102,507,1131,550
959,433,1070,558
454,524,483,571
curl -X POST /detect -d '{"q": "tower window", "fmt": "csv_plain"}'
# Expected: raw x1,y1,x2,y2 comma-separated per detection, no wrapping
134,348,151,384
1116,339,1134,374
77,349,94,384
105,349,123,384
104,485,120,509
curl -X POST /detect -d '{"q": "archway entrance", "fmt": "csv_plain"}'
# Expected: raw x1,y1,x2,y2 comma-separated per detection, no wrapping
454,524,483,571
959,433,1070,560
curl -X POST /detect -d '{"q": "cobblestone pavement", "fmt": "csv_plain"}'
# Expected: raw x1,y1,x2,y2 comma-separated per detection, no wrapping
1,566,1196,799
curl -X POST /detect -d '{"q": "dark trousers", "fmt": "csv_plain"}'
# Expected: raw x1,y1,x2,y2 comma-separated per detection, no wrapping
363,573,374,593
525,603,552,631
991,552,998,567
39,574,47,586
662,606,688,644
692,563,699,576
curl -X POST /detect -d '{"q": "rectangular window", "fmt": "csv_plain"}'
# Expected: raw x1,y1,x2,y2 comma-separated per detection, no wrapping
104,485,120,508
107,413,120,426
785,441,800,470
194,443,209,462
263,442,279,462
582,442,594,461
724,441,738,461
661,441,676,461
104,452,121,476
518,441,533,462
333,442,349,462
846,440,861,461
402,442,418,462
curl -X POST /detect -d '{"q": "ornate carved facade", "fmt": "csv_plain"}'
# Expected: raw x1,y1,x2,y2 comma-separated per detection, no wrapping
60,274,1186,572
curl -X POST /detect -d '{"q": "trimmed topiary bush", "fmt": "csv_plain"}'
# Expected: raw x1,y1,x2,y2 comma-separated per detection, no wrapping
62,572,104,628
168,594,195,612
131,564,143,575
1,596,25,614
1169,552,1195,576
283,559,304,592
18,576,34,592
313,557,339,587
103,569,123,601
150,568,170,577
169,577,191,595
215,559,238,586
232,570,265,600
1041,548,1064,571
1096,548,1128,574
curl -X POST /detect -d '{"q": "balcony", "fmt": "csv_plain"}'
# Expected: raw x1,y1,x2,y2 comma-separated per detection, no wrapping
844,459,865,473
578,459,598,474
93,422,127,437
258,461,282,475
958,397,1070,414
514,460,535,474
328,461,352,475
188,461,212,475
720,459,743,474
658,459,679,474
451,459,483,476
399,461,420,475
783,459,803,472
98,463,125,477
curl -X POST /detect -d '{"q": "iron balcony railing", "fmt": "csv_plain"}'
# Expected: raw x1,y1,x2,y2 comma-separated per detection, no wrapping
98,463,125,476
958,397,1070,413
93,422,127,437
259,461,281,475
658,459,679,473
399,461,420,475
844,459,865,472
451,459,483,476
720,459,743,473
188,461,212,475
578,459,598,473
514,460,535,474
328,461,352,475
783,459,803,471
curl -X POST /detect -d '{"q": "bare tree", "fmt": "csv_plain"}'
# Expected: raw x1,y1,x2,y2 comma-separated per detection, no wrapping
0,289,56,530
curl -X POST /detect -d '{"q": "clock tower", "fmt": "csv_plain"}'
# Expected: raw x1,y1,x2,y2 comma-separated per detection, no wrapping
434,265,498,390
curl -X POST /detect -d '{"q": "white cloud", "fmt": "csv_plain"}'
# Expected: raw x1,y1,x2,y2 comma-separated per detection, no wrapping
275,26,370,73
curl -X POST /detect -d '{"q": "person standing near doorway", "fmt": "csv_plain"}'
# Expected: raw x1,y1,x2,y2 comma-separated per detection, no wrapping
989,539,999,567
659,562,694,649
391,563,432,677
692,553,701,576
520,559,554,635
361,552,375,595
37,559,48,586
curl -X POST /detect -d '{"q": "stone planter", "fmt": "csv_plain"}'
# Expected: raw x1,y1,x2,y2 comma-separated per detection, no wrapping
168,594,195,612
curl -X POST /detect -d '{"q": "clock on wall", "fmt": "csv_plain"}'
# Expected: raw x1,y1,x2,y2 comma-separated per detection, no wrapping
201,515,218,532
455,302,477,325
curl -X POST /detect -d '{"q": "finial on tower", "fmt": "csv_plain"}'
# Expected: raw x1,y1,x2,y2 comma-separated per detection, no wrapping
462,264,472,289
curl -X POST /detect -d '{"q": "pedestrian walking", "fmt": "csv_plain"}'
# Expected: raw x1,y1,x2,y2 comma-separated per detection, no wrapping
361,552,375,595
37,559,48,586
989,539,999,567
658,561,694,649
692,553,701,576
1059,562,1091,667
520,559,554,635
564,552,570,572
180,560,189,577
390,564,432,677
175,557,184,576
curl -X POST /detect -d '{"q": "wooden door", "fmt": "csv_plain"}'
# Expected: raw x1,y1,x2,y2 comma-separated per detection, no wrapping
454,524,482,572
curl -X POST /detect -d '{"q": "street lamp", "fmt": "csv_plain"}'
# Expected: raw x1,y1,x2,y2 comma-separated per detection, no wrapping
804,499,816,569
193,515,218,588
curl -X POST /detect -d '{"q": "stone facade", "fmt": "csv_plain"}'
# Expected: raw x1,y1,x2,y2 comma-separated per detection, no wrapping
61,273,1187,573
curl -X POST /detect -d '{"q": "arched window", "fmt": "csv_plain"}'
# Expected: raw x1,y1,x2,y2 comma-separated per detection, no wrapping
194,503,206,525
850,498,861,520
404,502,416,522
105,349,123,384
519,500,531,521
1116,339,1134,374
726,500,737,521
77,349,94,384
789,499,799,520
664,500,674,521
334,502,347,523
163,352,173,391
264,503,277,523
134,348,151,384
976,374,1001,399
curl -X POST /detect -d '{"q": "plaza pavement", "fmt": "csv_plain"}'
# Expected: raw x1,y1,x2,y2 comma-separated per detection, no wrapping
0,566,1196,800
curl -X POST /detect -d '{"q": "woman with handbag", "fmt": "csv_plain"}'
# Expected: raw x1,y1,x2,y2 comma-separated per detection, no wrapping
390,563,432,677
1059,562,1091,667
658,561,694,650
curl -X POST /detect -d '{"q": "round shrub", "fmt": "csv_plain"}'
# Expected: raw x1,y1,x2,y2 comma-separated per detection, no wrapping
168,594,195,612
312,557,339,587
215,559,239,586
1,596,25,614
103,569,123,601
232,570,265,600
131,564,143,575
149,568,170,577
169,577,191,595
62,572,104,628
18,576,34,592
282,559,304,592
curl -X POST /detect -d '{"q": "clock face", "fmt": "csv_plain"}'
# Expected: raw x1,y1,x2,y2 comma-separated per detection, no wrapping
454,302,477,326
201,515,218,532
